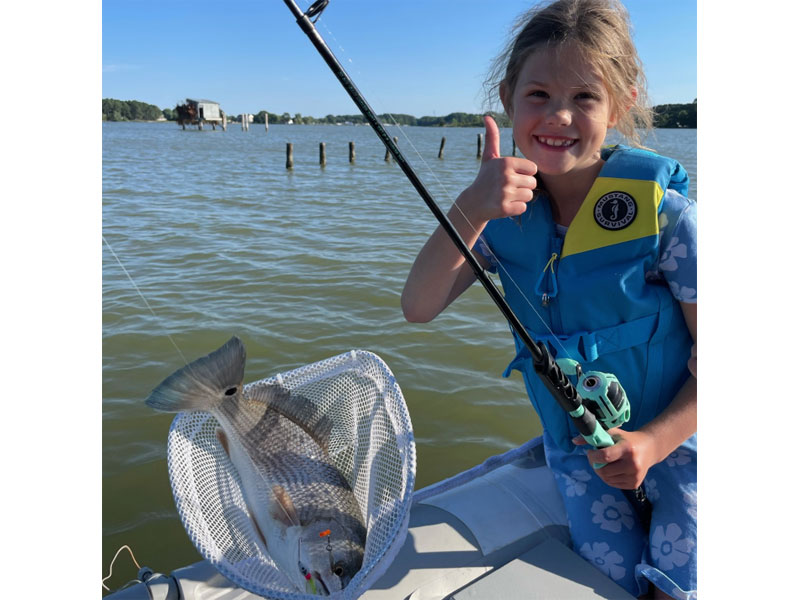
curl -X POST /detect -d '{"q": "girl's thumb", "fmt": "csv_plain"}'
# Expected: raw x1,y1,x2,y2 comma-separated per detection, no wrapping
482,115,502,162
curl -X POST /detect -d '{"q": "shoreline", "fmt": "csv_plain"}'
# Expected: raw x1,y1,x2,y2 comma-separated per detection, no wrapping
102,120,698,130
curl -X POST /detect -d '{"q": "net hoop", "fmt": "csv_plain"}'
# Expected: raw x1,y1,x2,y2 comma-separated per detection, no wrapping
166,350,416,599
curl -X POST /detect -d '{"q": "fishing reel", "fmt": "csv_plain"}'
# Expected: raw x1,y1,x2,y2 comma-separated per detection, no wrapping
555,358,630,430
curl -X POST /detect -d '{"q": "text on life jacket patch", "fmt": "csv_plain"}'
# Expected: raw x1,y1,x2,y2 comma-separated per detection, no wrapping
594,191,637,230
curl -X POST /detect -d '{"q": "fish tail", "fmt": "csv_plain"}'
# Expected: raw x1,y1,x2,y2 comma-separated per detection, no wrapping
145,336,246,412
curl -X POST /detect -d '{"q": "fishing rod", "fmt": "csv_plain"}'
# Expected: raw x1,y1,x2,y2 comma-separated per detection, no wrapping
282,0,650,525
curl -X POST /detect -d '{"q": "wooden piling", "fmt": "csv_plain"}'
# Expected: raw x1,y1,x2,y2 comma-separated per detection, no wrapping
385,137,399,163
477,133,483,159
319,142,327,167
222,113,227,132
265,113,269,133
349,141,356,163
438,137,446,159
286,143,294,169
241,115,246,131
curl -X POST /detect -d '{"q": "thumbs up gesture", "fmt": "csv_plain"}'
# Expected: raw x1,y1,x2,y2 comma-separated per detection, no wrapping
459,116,538,222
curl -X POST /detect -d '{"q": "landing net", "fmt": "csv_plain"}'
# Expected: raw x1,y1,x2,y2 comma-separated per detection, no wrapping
166,350,416,599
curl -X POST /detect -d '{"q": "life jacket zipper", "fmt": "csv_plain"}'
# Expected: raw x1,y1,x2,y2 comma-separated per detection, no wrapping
535,252,559,307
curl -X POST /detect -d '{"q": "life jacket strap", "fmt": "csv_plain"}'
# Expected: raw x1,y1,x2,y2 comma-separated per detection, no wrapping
503,312,658,372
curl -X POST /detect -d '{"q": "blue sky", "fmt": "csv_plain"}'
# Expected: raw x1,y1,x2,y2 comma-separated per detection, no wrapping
102,0,696,117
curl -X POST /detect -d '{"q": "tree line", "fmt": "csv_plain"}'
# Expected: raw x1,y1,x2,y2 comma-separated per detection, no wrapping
102,98,165,122
249,110,511,128
103,98,697,129
652,100,696,128
102,99,198,122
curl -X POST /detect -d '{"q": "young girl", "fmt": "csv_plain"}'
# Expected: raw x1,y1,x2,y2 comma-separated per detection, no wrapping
401,1,697,598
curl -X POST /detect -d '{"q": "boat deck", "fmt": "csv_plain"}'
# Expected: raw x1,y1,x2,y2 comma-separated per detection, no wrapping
108,437,635,599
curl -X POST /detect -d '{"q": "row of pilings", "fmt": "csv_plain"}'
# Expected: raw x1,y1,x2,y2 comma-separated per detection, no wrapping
283,135,518,169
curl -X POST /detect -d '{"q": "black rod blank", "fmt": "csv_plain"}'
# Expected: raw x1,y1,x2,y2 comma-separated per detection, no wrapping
283,0,603,435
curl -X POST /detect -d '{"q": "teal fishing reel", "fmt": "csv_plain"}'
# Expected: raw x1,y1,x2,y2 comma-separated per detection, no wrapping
556,358,630,430
556,357,651,525
556,358,630,467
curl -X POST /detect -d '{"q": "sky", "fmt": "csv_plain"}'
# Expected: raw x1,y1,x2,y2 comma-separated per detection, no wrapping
102,0,697,118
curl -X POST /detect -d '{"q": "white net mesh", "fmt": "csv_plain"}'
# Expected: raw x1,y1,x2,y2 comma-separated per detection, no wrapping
166,350,416,599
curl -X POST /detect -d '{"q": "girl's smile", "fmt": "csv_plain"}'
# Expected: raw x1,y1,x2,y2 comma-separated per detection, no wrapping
535,135,578,150
503,44,618,183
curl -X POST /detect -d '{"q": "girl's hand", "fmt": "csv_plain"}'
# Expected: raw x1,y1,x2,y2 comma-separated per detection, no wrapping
458,116,538,223
573,429,659,490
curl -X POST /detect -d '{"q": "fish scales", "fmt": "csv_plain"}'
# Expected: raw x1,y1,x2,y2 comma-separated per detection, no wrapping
216,391,364,533
146,336,367,595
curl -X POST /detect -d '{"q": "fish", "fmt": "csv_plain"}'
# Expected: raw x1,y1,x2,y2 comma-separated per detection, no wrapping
145,336,366,595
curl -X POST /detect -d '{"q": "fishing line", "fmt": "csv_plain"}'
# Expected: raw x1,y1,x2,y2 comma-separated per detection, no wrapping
283,2,656,525
105,233,311,580
102,235,189,365
301,3,574,361
101,544,142,591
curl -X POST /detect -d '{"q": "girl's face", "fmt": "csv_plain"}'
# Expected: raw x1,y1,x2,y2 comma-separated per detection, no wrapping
503,44,618,179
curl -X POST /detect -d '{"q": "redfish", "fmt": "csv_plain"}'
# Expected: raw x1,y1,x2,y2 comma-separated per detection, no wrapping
146,336,366,595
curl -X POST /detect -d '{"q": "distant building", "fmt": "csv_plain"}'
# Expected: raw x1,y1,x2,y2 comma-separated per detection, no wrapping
175,98,226,130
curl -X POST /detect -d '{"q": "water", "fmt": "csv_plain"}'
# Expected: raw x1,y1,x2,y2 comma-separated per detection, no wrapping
102,121,696,590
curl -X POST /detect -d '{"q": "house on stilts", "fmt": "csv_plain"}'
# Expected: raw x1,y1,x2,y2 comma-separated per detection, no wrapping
175,98,227,130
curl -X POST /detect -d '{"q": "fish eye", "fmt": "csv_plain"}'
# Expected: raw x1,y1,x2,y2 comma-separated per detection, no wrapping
224,387,237,396
332,563,344,577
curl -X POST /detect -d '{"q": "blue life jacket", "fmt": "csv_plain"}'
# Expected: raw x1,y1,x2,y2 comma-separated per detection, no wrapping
481,145,693,452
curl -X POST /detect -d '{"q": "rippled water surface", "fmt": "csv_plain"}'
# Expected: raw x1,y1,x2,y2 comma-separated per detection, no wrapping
102,121,696,588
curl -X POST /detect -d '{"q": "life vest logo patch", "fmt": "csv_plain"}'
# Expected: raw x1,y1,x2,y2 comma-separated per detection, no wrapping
594,191,637,230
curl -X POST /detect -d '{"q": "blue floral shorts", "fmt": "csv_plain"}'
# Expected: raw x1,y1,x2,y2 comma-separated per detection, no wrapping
544,432,697,599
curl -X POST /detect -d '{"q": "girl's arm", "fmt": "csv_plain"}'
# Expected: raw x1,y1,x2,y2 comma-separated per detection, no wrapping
401,116,538,322
580,301,697,489
400,200,488,323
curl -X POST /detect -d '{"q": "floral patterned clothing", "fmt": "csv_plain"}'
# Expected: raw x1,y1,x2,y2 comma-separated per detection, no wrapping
541,188,697,598
475,161,698,597
648,188,697,304
544,431,698,599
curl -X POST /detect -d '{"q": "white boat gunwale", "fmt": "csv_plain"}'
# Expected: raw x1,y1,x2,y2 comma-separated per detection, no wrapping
106,435,636,599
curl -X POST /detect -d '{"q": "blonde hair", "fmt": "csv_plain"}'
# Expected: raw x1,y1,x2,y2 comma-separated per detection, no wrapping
485,0,652,147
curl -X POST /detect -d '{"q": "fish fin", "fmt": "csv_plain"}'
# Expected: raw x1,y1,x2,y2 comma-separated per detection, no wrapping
215,427,230,457
145,336,246,412
271,485,301,527
248,384,334,452
251,514,268,549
